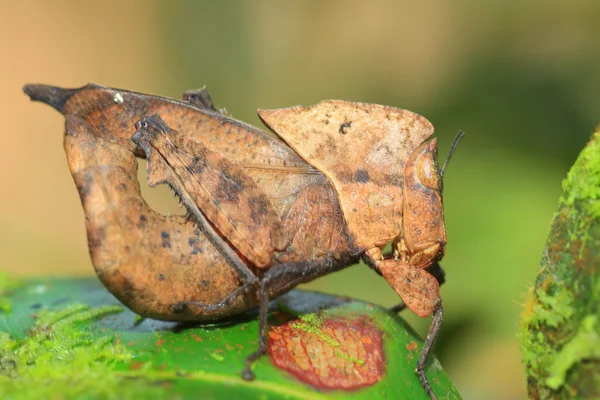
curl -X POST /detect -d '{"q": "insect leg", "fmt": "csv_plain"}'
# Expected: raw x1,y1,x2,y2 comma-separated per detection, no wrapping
416,302,443,400
374,257,442,398
182,88,228,115
182,87,218,112
176,279,257,313
388,303,407,314
242,277,270,380
390,262,445,313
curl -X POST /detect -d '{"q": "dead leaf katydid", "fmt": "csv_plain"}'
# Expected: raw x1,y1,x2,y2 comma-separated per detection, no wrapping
23,83,461,400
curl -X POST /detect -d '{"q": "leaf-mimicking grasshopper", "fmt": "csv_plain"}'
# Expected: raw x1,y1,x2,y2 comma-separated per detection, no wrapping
23,83,462,400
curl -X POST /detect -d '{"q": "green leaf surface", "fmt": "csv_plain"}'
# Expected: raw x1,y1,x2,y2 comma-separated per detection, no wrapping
0,277,460,399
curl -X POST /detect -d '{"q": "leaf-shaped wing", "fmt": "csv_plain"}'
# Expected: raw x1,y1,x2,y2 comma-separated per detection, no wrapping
23,83,314,172
24,84,349,265
133,115,286,268
259,101,434,253
277,182,348,264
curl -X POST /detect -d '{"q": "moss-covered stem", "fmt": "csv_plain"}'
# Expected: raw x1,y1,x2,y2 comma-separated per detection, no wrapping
521,129,600,399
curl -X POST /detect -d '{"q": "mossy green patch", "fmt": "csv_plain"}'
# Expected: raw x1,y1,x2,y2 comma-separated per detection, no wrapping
335,351,365,366
531,286,574,329
547,315,600,389
210,351,225,362
0,303,165,400
522,129,600,398
562,132,600,213
289,312,371,366
520,285,576,381
291,313,340,347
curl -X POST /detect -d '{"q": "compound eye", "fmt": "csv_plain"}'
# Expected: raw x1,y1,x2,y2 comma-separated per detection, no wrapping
135,119,149,130
416,148,442,191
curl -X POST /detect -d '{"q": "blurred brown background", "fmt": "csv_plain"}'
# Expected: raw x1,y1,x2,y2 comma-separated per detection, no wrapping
2,2,600,399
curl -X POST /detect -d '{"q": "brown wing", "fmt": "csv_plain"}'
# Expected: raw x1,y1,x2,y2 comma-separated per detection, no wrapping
24,83,314,171
283,183,348,261
24,83,349,264
258,100,434,253
133,115,286,268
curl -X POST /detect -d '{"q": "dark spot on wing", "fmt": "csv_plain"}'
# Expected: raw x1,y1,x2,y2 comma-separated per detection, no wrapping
248,196,269,226
339,121,352,134
215,171,244,203
137,214,147,229
187,156,206,175
161,231,171,248
87,226,106,251
188,237,202,255
354,169,370,183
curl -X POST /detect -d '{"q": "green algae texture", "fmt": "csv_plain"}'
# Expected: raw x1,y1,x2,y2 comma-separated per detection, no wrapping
521,130,600,399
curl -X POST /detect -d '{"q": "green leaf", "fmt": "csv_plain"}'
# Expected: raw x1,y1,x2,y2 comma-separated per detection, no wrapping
0,277,460,399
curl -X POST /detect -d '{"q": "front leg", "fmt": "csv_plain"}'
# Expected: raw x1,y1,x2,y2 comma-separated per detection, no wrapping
183,87,228,115
183,87,218,112
364,249,442,400
389,261,446,313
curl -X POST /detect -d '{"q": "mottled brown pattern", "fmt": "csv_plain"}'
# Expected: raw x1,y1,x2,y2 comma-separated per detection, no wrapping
377,258,440,317
64,121,253,321
24,83,351,319
260,100,446,318
397,139,446,268
132,115,286,268
279,183,347,263
259,100,434,254
56,83,311,172
24,84,447,399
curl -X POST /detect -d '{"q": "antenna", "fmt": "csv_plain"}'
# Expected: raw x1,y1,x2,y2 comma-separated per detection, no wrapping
441,131,465,178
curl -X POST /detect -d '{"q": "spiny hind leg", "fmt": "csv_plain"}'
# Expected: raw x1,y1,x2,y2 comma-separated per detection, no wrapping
174,278,257,314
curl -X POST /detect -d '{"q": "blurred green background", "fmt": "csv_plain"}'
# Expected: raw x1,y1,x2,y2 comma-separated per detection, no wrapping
2,1,599,399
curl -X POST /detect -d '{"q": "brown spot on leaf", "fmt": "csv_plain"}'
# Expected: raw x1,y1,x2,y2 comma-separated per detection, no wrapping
268,315,385,390
129,362,144,370
405,341,418,352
